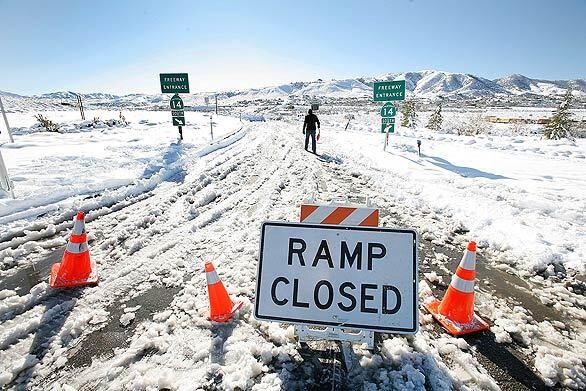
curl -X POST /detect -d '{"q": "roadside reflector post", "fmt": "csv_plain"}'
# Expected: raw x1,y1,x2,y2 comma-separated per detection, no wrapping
0,148,14,198
0,96,14,143
210,115,214,140
417,139,421,156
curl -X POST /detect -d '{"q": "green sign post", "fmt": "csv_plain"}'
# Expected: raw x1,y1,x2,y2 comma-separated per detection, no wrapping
373,80,406,150
160,73,190,93
373,80,406,102
160,75,189,140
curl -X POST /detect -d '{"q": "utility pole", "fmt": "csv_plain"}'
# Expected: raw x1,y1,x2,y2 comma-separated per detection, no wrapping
0,96,14,143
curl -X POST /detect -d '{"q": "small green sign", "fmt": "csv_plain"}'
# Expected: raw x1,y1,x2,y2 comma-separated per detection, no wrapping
160,73,190,93
381,123,395,133
380,102,397,117
373,80,406,102
382,117,395,125
172,116,185,126
170,94,184,110
171,110,184,117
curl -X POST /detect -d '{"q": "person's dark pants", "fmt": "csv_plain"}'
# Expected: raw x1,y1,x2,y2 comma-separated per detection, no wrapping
305,130,316,153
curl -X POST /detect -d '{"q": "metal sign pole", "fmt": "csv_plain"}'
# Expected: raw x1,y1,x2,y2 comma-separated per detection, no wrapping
210,115,214,140
0,148,14,198
0,96,14,143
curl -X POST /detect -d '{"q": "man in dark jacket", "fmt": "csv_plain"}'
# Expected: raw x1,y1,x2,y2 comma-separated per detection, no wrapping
303,109,320,154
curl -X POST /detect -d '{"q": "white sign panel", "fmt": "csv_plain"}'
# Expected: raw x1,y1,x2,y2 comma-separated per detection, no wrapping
255,222,418,333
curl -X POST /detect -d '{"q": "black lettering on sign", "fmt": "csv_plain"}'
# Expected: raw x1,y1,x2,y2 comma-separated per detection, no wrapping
314,280,334,309
312,240,334,268
367,243,386,270
340,241,362,270
288,238,306,266
361,283,377,313
271,277,289,306
382,285,401,314
292,278,309,308
338,281,357,311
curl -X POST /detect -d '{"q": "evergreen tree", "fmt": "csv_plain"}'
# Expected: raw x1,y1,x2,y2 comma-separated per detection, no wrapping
544,90,574,140
426,104,443,131
401,99,418,128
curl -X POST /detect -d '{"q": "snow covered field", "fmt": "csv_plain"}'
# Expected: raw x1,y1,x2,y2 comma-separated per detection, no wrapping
0,107,585,389
0,111,241,235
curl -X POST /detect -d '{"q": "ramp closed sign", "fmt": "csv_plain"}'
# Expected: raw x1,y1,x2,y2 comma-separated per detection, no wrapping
255,222,418,333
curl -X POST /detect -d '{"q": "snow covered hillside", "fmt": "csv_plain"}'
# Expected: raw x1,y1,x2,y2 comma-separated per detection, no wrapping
2,70,585,113
0,107,585,389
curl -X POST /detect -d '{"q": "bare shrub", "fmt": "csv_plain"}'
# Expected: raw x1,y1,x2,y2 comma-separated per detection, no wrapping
34,114,60,132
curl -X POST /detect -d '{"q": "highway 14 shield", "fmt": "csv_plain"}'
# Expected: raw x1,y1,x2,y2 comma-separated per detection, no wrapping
255,222,418,333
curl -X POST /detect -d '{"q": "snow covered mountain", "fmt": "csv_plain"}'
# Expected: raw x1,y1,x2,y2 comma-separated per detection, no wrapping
2,71,585,111
495,74,586,96
215,70,585,101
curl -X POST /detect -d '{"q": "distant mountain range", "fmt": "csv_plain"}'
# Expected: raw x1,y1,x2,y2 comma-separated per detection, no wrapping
1,70,585,109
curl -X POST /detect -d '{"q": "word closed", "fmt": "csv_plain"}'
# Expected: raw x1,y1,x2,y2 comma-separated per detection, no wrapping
255,222,418,333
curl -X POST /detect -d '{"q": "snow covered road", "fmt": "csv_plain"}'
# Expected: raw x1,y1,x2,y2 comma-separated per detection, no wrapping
0,117,585,389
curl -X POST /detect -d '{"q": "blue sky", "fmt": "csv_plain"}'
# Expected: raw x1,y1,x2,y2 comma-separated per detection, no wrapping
0,0,584,95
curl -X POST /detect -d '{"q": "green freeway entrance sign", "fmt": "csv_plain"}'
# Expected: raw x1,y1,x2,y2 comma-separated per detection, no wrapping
373,80,406,102
380,102,397,117
172,116,185,126
160,73,190,93
170,94,184,110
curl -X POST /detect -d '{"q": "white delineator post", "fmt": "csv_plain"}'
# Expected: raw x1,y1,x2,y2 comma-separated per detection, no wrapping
0,96,14,143
0,148,14,198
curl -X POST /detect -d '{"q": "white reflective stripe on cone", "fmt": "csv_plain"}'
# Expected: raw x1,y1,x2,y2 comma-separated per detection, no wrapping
450,274,475,293
66,241,89,254
72,218,85,235
206,270,220,285
459,250,476,271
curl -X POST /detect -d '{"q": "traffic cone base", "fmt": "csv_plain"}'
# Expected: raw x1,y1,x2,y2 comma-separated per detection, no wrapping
208,300,243,323
49,260,99,289
425,298,489,336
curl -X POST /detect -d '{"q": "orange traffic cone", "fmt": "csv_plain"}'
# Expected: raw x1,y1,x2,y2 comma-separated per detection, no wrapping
424,241,489,335
49,211,98,288
205,262,242,322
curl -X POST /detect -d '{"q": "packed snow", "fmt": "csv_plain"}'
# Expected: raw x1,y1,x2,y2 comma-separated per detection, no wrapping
0,101,585,390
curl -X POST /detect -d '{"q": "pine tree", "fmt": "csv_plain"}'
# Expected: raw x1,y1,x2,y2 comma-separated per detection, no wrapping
401,99,418,128
544,90,574,140
426,104,443,131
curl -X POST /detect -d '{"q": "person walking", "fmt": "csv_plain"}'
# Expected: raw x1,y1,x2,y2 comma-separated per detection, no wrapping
303,109,320,154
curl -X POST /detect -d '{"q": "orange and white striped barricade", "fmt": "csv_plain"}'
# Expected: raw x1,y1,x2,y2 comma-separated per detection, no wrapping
294,201,379,348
